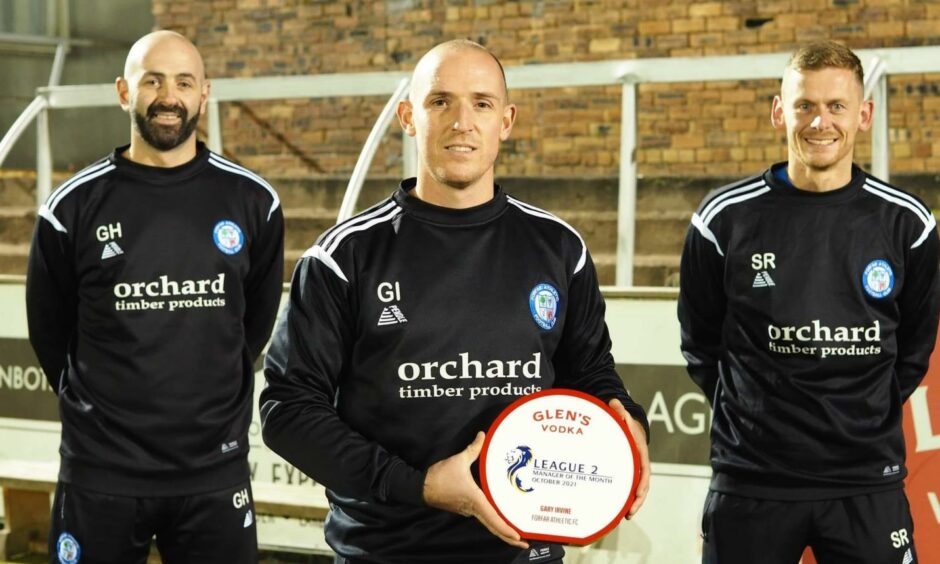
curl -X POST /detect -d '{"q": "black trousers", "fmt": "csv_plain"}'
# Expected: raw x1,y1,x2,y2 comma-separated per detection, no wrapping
702,488,917,564
48,480,257,564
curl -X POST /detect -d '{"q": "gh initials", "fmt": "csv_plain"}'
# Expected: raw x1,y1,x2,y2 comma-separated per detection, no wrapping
232,488,250,509
95,222,123,242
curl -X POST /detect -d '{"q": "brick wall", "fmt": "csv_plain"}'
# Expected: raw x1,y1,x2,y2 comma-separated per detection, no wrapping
152,0,940,180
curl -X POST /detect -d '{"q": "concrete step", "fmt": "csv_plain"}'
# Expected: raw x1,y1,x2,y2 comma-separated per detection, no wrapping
283,208,338,251
273,177,394,213
0,243,29,275
593,253,681,287
634,254,681,287
635,211,691,256
0,208,36,246
0,170,72,208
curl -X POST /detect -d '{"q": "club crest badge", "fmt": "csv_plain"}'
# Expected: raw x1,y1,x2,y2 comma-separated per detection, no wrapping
57,532,81,564
213,220,244,255
862,259,893,299
529,283,560,330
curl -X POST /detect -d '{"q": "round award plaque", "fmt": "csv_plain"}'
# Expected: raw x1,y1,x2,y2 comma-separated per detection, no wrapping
479,388,640,545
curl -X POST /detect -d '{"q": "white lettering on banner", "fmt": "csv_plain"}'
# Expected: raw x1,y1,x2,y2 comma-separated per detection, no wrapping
647,392,674,433
271,463,315,486
911,387,940,453
674,393,708,434
0,365,52,392
647,391,711,435
928,492,940,525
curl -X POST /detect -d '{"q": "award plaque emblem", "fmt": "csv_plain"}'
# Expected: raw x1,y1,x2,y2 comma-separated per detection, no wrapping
479,389,640,544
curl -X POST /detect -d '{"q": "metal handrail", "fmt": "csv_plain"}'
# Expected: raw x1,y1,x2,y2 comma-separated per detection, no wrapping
865,57,890,182
338,77,410,223
0,96,47,169
863,57,887,100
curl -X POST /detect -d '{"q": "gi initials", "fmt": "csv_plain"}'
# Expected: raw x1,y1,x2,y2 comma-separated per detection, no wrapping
95,222,123,242
232,488,250,509
377,281,401,303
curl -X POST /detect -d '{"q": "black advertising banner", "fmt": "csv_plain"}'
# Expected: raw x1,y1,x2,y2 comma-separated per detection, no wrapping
0,338,59,421
616,364,711,467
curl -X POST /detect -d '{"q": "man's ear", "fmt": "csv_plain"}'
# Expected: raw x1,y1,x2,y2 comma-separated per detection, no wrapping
857,97,874,133
116,77,130,111
397,100,416,137
770,95,785,130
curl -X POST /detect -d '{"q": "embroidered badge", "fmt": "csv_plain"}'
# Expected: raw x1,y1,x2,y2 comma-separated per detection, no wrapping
529,283,560,330
862,260,893,299
213,220,244,255
57,532,81,564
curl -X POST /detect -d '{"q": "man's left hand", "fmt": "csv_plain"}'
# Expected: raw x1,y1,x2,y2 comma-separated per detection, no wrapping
608,398,650,519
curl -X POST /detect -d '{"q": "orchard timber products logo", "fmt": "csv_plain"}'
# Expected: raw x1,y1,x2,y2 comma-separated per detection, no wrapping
506,446,535,493
529,283,559,330
863,259,894,299
213,220,244,255
112,273,227,312
766,319,882,358
56,532,80,564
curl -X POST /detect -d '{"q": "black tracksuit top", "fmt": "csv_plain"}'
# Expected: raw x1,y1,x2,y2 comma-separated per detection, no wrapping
26,143,284,496
678,163,939,500
261,179,648,564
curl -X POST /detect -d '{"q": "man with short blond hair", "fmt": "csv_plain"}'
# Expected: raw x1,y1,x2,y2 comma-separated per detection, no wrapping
679,40,938,564
261,40,650,563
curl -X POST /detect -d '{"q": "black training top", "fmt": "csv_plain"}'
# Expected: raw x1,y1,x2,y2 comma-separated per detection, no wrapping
261,179,648,564
27,142,284,496
679,162,939,500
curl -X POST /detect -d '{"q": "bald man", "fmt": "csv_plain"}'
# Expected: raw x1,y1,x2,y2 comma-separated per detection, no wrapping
261,40,650,564
26,30,283,564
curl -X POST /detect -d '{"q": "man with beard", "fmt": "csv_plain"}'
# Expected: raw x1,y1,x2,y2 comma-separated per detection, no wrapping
26,30,283,564
679,41,938,563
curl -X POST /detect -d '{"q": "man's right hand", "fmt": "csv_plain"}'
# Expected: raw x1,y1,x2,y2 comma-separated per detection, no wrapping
423,431,529,549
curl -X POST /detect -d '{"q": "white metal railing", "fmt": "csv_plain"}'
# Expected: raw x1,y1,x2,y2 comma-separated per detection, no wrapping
339,77,410,223
3,46,940,285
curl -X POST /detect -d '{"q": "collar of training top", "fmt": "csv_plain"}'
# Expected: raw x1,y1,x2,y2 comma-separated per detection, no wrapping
393,178,509,226
109,141,210,185
764,161,865,205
